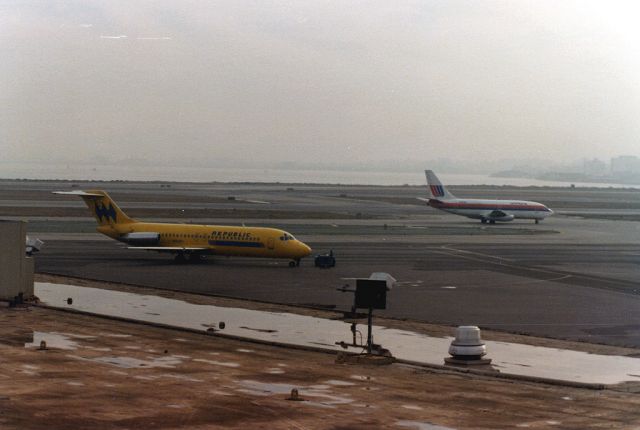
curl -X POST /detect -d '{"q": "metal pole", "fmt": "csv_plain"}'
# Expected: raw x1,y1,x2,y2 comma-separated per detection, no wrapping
367,306,373,354
351,323,357,346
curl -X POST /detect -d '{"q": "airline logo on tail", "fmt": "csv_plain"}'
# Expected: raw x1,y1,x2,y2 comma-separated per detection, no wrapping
95,202,117,223
430,185,445,198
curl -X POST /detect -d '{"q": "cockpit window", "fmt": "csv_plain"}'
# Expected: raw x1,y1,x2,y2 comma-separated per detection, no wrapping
279,233,296,241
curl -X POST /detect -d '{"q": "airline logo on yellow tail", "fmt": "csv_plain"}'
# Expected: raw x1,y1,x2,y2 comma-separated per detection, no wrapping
95,202,117,223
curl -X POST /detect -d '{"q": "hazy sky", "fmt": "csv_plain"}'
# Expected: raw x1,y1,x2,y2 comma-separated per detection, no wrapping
2,0,640,170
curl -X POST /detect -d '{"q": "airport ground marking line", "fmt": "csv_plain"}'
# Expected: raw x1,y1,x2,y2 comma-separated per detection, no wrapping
430,249,640,291
423,274,574,290
440,244,516,262
515,274,573,285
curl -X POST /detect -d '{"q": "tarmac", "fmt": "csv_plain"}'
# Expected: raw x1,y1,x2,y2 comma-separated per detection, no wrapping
2,179,639,347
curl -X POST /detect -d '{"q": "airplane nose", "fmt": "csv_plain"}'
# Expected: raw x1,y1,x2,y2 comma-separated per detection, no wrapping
298,242,312,257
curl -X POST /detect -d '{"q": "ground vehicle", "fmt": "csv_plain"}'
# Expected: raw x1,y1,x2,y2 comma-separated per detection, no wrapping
314,250,336,268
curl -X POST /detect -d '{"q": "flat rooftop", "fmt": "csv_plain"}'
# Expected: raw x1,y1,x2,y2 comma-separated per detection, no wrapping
2,286,640,429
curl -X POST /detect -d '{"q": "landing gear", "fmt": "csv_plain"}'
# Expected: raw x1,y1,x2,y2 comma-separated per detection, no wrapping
188,253,204,263
174,252,204,263
481,219,487,224
535,219,539,224
489,220,496,224
289,258,301,268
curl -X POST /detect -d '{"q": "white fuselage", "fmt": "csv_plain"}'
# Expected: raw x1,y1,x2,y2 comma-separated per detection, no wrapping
428,198,553,221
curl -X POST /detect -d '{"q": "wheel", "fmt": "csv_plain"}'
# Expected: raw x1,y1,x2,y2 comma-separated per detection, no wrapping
481,219,487,224
535,219,539,224
188,253,203,263
489,220,496,224
289,261,296,267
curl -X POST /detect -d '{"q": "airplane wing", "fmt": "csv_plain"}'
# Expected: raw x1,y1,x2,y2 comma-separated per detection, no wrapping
416,197,430,203
485,210,515,222
127,246,209,252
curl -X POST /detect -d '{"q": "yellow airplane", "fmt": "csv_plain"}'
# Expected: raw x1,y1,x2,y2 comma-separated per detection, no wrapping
54,190,312,266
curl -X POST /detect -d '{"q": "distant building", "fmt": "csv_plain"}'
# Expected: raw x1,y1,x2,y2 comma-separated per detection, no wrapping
611,156,640,175
583,158,607,176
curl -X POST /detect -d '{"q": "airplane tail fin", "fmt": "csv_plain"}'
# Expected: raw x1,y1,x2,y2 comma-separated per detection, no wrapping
425,170,456,200
53,190,136,226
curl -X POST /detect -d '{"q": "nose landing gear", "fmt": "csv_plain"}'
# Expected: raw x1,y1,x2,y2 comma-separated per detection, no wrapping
289,258,301,268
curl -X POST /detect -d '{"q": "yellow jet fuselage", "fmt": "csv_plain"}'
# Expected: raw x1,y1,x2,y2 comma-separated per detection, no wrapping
97,222,310,259
55,190,312,263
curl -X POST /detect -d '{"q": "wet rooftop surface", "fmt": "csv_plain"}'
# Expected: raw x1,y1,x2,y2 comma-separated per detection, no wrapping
36,282,640,386
2,303,640,429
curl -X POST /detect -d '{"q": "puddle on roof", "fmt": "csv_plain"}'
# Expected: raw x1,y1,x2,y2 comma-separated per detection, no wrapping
193,358,240,368
58,332,95,339
166,404,187,409
25,332,80,350
134,375,158,381
304,392,353,408
22,365,39,370
85,346,112,352
396,421,455,430
324,379,356,386
36,282,640,385
517,421,562,428
161,373,204,383
350,375,374,381
67,354,184,369
236,380,353,408
401,405,424,411
236,380,298,396
20,364,39,375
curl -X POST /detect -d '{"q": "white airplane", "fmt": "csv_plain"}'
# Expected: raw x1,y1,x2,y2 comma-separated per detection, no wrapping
418,170,553,224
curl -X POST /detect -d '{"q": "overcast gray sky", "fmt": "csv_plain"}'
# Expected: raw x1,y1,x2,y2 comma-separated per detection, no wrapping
2,0,639,170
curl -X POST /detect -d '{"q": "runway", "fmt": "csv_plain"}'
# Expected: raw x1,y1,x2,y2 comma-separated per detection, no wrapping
5,179,639,348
